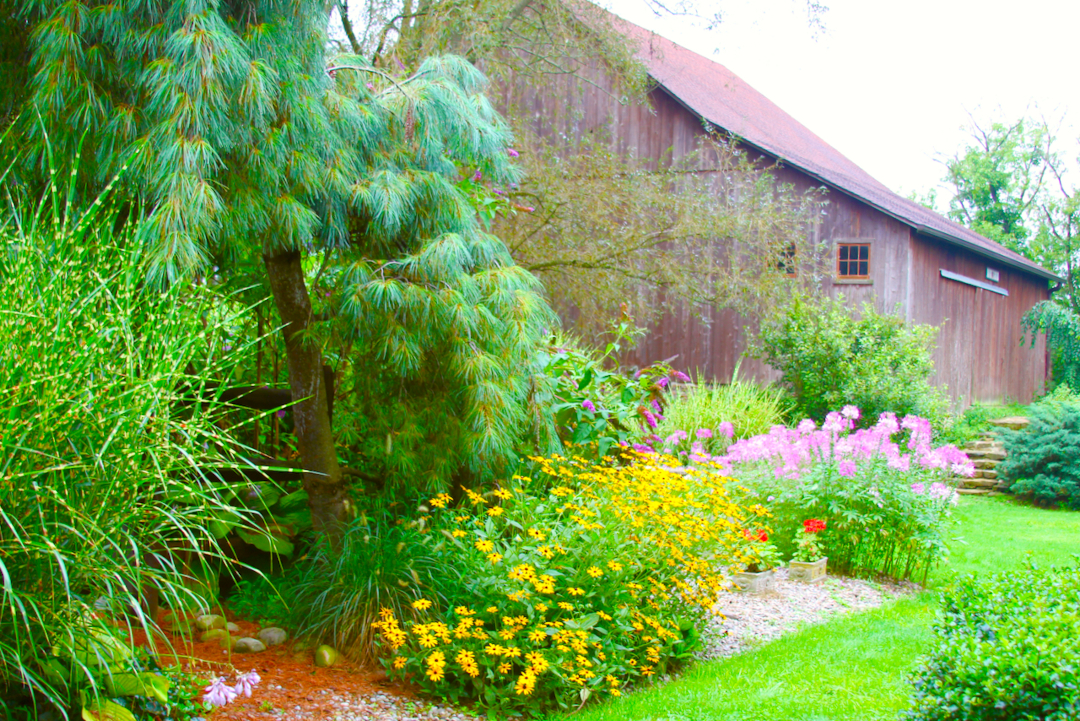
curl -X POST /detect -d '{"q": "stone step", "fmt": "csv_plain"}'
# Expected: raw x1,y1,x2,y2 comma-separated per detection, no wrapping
988,416,1030,431
969,441,1002,451
974,469,998,479
958,488,993,495
964,450,1006,461
973,459,999,470
962,478,999,488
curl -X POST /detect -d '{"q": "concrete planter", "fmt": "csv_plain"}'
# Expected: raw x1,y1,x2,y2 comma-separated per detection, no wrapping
733,568,776,595
788,557,828,584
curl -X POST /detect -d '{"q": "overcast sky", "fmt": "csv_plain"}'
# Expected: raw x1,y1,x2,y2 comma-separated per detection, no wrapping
608,0,1080,205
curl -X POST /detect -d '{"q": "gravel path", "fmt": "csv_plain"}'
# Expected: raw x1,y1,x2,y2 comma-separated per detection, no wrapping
701,567,917,659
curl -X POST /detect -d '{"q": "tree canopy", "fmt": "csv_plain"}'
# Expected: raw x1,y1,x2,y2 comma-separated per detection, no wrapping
14,0,558,538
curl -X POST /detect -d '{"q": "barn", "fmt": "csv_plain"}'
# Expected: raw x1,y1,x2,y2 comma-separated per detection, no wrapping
506,18,1056,407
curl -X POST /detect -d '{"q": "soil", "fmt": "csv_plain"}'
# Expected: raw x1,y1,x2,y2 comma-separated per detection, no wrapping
132,611,417,720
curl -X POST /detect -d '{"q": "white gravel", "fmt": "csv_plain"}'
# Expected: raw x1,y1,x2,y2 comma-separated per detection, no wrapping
700,567,917,659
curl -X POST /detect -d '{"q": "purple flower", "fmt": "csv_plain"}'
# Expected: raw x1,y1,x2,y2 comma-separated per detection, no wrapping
911,482,926,495
657,377,669,389
717,421,735,439
696,428,713,440
631,443,654,454
838,460,856,477
841,405,861,420
643,410,658,429
203,678,238,707
276,409,286,419
494,189,505,195
581,399,596,413
507,148,520,157
366,82,375,91
234,670,261,698
651,399,662,413
522,206,535,212
673,371,691,383
797,419,816,434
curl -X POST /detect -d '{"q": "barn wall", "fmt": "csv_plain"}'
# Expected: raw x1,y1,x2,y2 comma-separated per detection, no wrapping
500,66,1050,406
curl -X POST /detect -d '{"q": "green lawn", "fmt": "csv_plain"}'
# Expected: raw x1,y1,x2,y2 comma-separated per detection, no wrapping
565,496,1080,721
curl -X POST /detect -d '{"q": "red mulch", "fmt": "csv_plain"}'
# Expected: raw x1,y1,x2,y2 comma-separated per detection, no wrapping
129,610,417,720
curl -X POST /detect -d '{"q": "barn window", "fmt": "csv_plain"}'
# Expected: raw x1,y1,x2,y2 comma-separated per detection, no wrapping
837,243,870,279
777,243,797,277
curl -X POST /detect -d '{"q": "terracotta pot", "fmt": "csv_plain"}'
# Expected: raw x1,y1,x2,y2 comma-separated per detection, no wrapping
733,568,776,594
788,557,828,584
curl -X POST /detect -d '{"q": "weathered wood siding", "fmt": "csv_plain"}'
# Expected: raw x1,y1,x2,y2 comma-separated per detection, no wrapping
501,68,1050,406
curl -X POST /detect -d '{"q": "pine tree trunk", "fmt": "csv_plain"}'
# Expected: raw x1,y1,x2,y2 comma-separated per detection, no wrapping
263,249,347,545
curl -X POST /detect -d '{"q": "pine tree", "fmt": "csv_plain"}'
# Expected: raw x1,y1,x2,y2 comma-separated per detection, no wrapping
16,1,555,540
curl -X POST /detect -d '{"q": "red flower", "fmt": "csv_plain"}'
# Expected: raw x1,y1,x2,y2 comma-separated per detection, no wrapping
757,530,769,543
803,519,826,534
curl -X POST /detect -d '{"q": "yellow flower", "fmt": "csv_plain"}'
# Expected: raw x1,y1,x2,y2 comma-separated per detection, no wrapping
487,506,504,517
425,650,446,682
456,606,475,616
607,560,623,572
568,587,585,596
535,603,549,613
451,529,467,538
487,606,499,613
611,689,622,697
493,488,511,500
528,629,547,643
464,487,487,505
551,486,573,497
527,528,545,540
587,566,603,578
412,598,433,611
456,649,479,677
429,493,452,508
392,656,406,670
557,602,573,611
526,652,550,673
537,546,554,559
488,553,503,564
514,669,537,695
598,611,612,621
475,540,495,553
498,662,512,673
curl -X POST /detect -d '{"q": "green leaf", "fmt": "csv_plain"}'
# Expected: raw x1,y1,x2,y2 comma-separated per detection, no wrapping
237,528,295,556
82,699,137,721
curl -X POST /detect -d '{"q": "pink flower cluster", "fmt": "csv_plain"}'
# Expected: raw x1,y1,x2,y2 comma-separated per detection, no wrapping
204,670,261,707
716,409,973,485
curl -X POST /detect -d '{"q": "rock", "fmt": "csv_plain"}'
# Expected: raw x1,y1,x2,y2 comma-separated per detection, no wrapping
314,644,343,667
988,416,1029,431
257,627,288,647
218,634,237,651
196,614,227,631
161,611,187,627
233,637,267,654
226,622,240,634
200,628,230,643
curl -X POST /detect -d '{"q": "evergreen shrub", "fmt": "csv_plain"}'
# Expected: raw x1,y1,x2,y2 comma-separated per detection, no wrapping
997,401,1080,509
907,566,1080,721
374,453,753,716
757,295,946,425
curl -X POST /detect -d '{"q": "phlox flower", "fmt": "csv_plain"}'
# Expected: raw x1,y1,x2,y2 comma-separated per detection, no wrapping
203,678,238,707
837,460,856,477
797,419,816,434
875,412,899,435
822,412,847,434
234,670,261,698
717,421,735,439
665,431,688,445
696,428,713,439
911,482,926,495
841,405,861,420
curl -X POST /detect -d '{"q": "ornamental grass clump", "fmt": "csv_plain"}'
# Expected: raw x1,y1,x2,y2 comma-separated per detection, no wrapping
374,453,754,716
720,407,971,580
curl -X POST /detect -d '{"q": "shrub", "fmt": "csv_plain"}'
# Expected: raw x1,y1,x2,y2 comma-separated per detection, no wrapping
907,565,1080,720
720,407,969,580
288,511,469,665
997,401,1080,509
374,453,753,716
655,366,792,455
0,198,255,715
757,294,946,425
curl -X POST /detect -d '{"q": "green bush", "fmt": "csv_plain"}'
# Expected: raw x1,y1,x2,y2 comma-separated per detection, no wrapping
0,196,255,716
756,295,946,425
997,402,1080,509
287,510,469,665
375,453,753,716
907,565,1080,720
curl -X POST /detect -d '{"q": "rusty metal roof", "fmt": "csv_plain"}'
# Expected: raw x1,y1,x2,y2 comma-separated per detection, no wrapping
627,23,1059,281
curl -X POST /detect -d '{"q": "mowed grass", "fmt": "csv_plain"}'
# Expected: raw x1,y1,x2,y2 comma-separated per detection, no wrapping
565,496,1080,721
